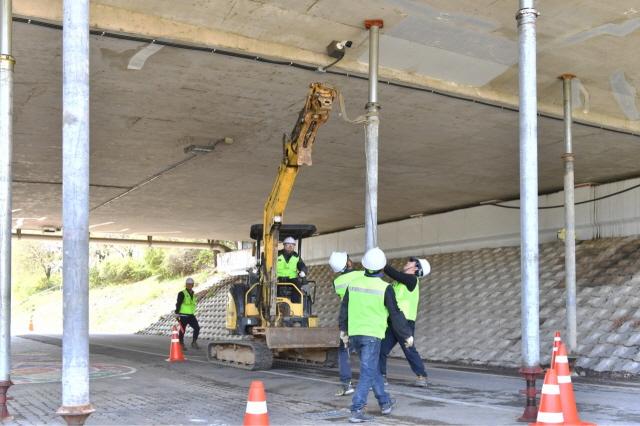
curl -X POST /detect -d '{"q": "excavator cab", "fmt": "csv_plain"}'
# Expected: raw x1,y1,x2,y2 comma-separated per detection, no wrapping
226,224,318,335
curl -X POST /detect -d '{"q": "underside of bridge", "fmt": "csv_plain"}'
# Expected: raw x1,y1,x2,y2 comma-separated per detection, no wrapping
9,0,640,240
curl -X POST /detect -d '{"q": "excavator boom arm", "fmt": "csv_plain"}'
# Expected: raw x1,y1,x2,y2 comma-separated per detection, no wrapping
261,83,336,318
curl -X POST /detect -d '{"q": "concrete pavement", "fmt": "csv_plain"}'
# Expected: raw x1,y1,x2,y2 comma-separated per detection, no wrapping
5,334,640,425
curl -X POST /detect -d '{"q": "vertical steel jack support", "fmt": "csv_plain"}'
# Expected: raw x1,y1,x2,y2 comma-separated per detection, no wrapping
364,19,383,252
516,1,542,421
0,0,15,419
56,0,94,423
560,73,578,354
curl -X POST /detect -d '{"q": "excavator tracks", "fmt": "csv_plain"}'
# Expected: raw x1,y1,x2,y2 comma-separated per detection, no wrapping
273,348,338,369
207,338,273,371
206,338,338,371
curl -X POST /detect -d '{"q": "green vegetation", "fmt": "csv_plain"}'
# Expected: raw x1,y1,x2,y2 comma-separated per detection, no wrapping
13,241,217,296
12,241,222,332
14,273,213,334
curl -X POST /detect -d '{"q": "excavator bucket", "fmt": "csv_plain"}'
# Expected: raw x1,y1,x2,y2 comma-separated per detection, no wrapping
265,326,339,349
294,83,336,166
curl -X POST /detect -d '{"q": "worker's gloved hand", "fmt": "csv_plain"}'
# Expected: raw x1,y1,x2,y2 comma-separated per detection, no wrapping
339,331,349,346
298,271,306,278
405,336,414,348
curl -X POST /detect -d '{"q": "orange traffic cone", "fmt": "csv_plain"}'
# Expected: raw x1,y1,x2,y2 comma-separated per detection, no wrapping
243,380,269,426
166,326,186,362
555,343,596,426
529,369,564,426
28,317,34,332
550,331,561,368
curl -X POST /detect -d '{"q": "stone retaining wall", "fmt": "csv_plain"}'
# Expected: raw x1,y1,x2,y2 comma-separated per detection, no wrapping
139,236,640,376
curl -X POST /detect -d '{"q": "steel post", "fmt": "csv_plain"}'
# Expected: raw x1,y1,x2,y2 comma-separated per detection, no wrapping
516,0,542,421
56,0,95,423
364,19,383,251
561,74,577,353
0,0,15,420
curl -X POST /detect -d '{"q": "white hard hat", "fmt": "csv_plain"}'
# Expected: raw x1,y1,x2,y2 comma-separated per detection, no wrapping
329,252,348,273
283,236,296,245
362,247,386,271
185,277,194,284
414,258,431,277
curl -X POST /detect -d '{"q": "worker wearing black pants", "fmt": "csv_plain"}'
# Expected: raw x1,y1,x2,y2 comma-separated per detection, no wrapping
177,314,200,349
175,277,201,350
379,259,431,387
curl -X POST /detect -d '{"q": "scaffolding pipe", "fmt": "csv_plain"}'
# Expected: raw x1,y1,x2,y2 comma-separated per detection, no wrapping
0,0,14,419
517,0,540,371
57,0,94,423
516,0,542,422
364,20,382,251
561,74,577,353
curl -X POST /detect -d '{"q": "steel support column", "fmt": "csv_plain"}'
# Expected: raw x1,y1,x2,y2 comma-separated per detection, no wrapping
561,74,577,353
364,19,383,251
56,0,94,423
516,0,542,422
0,0,15,420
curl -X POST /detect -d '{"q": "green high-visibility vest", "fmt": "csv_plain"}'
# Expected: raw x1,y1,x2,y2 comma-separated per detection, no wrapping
277,253,299,279
178,289,196,315
347,275,389,339
334,270,364,300
392,280,420,321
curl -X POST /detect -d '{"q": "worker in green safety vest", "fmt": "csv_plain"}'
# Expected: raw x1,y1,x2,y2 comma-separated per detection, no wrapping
379,257,431,387
329,251,364,397
276,236,308,303
175,277,201,350
276,236,307,281
338,247,413,423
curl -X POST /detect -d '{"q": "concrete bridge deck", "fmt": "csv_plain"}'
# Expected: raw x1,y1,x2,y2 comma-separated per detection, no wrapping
6,334,639,425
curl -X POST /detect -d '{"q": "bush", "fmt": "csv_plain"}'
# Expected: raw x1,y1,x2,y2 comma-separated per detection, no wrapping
158,249,213,280
85,247,214,286
144,248,165,275
90,258,152,288
195,250,214,270
32,273,61,293
160,250,197,279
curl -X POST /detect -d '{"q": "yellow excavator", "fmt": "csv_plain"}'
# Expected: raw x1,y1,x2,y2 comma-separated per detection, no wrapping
207,83,339,370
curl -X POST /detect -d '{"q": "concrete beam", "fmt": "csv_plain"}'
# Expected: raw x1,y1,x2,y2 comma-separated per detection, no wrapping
12,0,640,136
